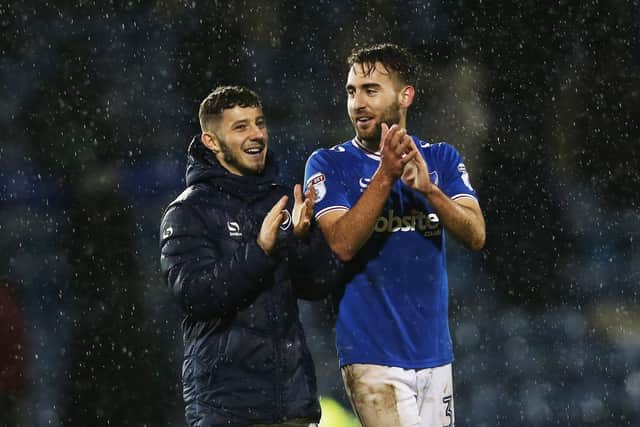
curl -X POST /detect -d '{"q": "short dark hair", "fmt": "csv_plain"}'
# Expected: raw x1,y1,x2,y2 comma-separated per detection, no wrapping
347,43,418,87
199,85,262,131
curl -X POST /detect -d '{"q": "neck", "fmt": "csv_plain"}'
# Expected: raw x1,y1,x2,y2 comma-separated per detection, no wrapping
356,137,379,153
360,117,408,152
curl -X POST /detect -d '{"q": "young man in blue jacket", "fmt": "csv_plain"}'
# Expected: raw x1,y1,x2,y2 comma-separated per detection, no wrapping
160,86,340,427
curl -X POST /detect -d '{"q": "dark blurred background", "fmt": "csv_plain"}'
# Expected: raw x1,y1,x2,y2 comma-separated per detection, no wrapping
1,1,639,426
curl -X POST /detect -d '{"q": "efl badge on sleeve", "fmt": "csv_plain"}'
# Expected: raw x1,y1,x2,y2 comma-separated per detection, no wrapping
307,172,327,203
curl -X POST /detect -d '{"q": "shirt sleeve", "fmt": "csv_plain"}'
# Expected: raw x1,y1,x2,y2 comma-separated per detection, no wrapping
304,149,351,220
433,143,478,202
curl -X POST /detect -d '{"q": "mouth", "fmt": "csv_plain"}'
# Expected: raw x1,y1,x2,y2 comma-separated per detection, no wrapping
355,116,374,128
243,144,265,155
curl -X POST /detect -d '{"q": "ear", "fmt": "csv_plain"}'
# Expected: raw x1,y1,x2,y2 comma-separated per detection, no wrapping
399,85,415,108
201,132,218,153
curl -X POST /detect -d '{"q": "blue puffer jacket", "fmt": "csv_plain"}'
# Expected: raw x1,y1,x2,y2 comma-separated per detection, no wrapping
160,137,341,427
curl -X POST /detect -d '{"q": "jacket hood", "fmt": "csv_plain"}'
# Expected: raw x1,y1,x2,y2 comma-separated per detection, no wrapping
185,135,280,198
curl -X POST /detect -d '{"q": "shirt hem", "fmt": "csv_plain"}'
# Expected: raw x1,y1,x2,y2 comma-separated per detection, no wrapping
451,193,478,201
315,205,349,220
338,356,454,370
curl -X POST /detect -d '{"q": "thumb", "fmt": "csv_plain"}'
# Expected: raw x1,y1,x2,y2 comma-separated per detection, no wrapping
269,195,288,220
380,122,389,151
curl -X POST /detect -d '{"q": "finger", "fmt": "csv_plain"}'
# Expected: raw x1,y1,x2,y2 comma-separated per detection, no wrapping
401,137,418,158
380,124,399,152
401,162,417,181
387,124,400,149
402,137,429,169
293,184,303,205
401,149,419,164
304,184,316,206
305,186,316,212
273,195,288,212
303,199,313,218
299,206,312,225
381,122,389,137
403,134,417,150
265,214,284,232
393,129,410,156
379,122,389,152
387,128,405,156
267,195,288,224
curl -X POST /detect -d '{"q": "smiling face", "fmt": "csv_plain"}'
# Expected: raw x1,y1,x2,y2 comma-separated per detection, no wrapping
346,61,414,149
202,105,268,176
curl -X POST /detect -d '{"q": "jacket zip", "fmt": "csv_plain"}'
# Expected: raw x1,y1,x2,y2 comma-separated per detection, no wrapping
266,286,285,421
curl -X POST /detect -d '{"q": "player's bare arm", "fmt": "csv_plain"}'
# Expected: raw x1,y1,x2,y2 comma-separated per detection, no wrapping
317,124,417,261
423,188,485,251
402,138,486,251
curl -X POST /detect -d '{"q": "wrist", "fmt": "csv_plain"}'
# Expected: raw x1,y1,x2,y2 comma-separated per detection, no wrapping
373,167,396,187
420,182,439,198
256,237,272,255
293,228,309,240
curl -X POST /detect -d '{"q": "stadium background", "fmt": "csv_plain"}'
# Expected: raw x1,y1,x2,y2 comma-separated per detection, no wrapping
1,1,639,425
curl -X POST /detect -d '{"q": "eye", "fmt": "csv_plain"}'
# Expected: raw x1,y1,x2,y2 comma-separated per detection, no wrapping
234,123,247,131
366,88,377,96
256,118,266,128
346,88,355,97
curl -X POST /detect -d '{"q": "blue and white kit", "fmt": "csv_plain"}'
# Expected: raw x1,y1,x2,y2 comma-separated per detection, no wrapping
304,136,478,369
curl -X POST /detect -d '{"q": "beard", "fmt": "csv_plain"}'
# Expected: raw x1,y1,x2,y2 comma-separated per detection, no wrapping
355,100,402,146
217,138,266,175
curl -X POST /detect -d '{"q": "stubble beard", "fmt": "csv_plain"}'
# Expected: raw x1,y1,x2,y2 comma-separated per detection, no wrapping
217,138,265,175
355,101,402,149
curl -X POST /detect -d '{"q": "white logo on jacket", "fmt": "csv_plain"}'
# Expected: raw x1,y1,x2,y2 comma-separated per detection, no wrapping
227,221,242,237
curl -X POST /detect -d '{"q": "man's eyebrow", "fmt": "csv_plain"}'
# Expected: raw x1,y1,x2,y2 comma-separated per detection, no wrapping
230,118,249,127
345,82,382,91
230,116,265,126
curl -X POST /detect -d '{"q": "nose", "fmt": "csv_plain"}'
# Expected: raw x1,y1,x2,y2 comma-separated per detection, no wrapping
351,90,367,111
250,124,266,140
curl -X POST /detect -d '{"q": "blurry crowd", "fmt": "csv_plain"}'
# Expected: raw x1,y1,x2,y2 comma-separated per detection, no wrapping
1,1,639,425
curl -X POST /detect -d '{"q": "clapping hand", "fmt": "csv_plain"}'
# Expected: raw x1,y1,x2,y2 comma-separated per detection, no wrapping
378,123,418,182
257,195,289,255
292,184,315,239
401,138,432,194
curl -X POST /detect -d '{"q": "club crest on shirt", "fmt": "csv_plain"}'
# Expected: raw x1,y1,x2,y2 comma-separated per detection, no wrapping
280,209,292,231
457,163,474,191
429,171,439,186
306,172,327,203
359,177,371,191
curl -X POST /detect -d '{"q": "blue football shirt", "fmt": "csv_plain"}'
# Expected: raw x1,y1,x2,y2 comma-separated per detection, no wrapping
304,136,478,369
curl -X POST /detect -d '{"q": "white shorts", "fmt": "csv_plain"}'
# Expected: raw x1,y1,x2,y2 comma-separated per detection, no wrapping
341,363,454,427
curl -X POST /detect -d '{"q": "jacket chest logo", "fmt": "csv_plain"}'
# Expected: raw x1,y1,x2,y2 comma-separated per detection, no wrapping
227,221,242,237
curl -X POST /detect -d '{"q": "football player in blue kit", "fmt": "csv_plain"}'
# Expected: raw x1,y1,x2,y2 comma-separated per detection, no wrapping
304,44,486,426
